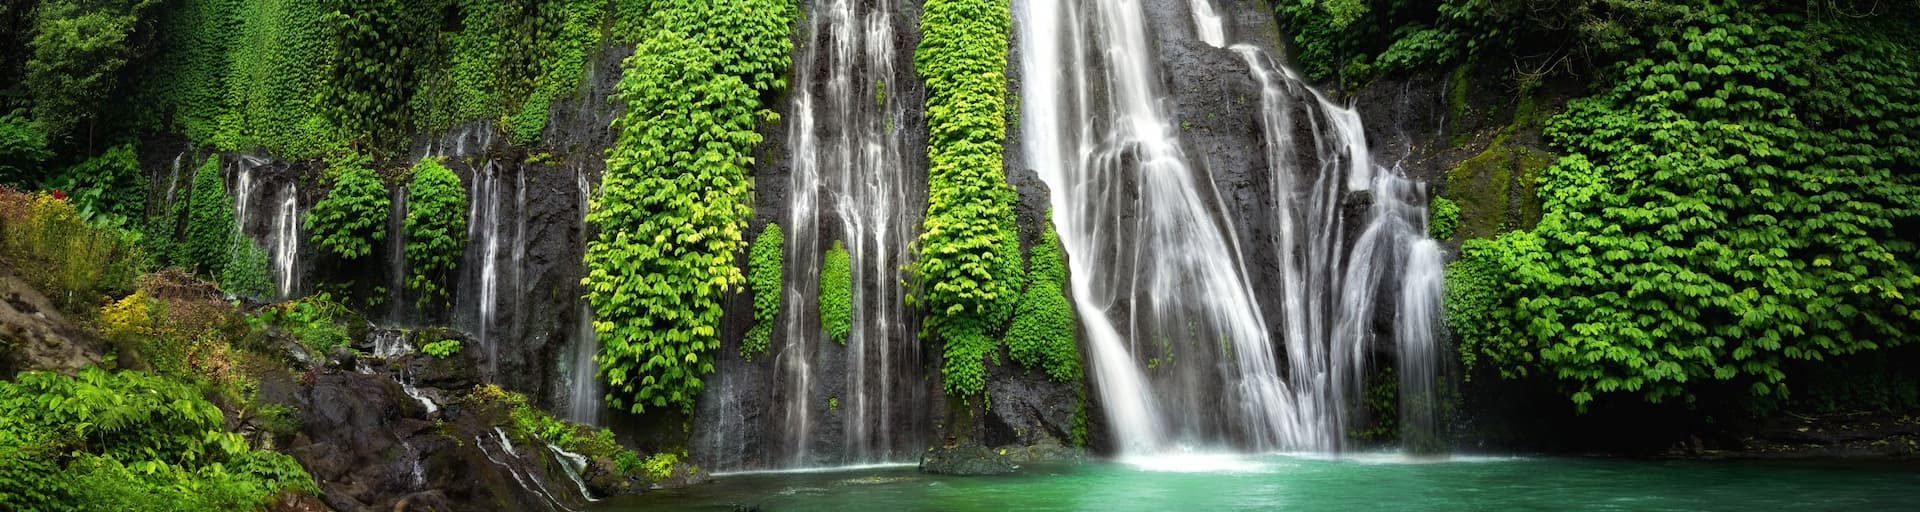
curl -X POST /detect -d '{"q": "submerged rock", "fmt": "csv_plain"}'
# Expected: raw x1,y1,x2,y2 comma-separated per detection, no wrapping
919,444,1018,476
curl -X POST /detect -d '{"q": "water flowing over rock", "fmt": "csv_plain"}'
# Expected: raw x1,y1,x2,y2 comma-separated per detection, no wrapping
1016,0,1444,453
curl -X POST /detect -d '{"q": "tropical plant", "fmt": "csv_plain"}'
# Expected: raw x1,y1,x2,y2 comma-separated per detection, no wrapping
914,0,1023,398
744,223,783,360
404,157,467,307
820,240,852,345
1006,222,1082,383
180,157,234,278
305,153,389,261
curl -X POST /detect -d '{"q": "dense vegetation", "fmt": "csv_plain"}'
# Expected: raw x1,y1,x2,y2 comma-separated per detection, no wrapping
1280,1,1920,409
914,0,1023,398
304,154,388,261
403,157,467,307
583,0,794,414
1005,222,1081,383
743,223,783,360
820,240,853,345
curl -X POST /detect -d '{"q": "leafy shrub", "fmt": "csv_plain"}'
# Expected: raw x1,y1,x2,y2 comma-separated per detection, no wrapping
219,234,272,300
180,157,234,278
248,293,354,355
0,368,317,511
404,157,467,307
0,187,146,312
0,113,52,188
1005,223,1081,383
101,270,249,386
1428,196,1459,240
422,338,461,359
820,240,852,345
744,223,783,360
583,0,795,415
47,143,147,224
305,153,389,261
915,0,1023,398
23,0,160,142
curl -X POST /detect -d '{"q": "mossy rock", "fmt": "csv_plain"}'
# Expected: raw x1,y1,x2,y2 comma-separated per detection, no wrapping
1445,139,1548,240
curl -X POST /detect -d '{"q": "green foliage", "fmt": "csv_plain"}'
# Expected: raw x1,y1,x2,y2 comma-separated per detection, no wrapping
0,368,316,511
915,0,1023,398
507,0,609,145
744,223,783,360
1452,4,1920,408
305,154,389,261
219,235,271,299
820,240,852,345
248,293,353,355
422,338,462,359
136,0,239,144
642,452,678,481
1428,196,1460,240
0,114,53,188
583,0,794,415
48,143,147,224
1006,222,1082,383
216,0,339,158
483,385,652,481
404,158,467,306
23,0,160,143
180,157,234,277
0,188,146,312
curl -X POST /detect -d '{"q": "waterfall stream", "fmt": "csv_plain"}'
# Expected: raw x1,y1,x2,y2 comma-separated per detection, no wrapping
270,182,300,298
1018,0,1444,454
762,0,923,468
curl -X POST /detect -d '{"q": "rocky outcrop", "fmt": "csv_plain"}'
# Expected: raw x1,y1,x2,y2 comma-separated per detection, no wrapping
0,271,104,377
919,444,1017,476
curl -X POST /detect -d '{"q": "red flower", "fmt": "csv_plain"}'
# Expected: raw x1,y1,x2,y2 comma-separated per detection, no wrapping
50,189,66,200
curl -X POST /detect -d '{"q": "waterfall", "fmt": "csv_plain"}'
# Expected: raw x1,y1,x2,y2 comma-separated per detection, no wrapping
763,0,921,468
1018,0,1444,453
1397,240,1445,452
231,155,265,228
467,160,510,377
388,185,409,323
271,182,300,298
564,169,604,426
164,151,186,207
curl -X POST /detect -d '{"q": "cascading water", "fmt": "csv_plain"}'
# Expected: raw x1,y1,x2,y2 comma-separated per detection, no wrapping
759,0,923,468
1018,0,1444,454
387,185,409,323
271,182,300,298
466,159,513,378
563,168,604,426
1398,239,1445,452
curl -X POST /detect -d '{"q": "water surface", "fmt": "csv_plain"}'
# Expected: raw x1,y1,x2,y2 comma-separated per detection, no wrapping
597,454,1920,511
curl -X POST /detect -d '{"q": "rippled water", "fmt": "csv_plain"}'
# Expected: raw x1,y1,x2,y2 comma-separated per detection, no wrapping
596,454,1920,511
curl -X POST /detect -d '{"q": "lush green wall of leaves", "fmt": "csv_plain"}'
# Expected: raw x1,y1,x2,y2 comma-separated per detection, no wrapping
914,0,1023,398
1005,221,1081,383
404,157,467,307
744,223,783,360
820,240,852,345
1438,3,1920,408
304,154,389,261
583,0,794,414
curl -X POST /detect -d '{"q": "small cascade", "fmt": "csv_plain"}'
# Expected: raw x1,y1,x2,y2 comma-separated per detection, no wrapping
545,443,600,502
762,0,923,468
270,182,300,298
163,151,187,207
401,440,427,490
476,430,576,512
231,155,267,228
464,160,517,377
1187,0,1227,47
563,304,603,426
387,185,409,323
1397,239,1446,452
371,330,412,358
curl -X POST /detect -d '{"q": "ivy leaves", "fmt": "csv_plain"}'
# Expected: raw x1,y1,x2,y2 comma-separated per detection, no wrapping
304,154,388,261
915,0,1022,398
1451,4,1920,408
821,240,852,345
403,157,467,307
584,0,794,415
1006,222,1082,383
743,223,783,360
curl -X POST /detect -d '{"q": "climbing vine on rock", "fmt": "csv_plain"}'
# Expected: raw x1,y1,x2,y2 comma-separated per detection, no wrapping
180,157,234,278
820,240,852,345
583,0,794,415
914,0,1023,398
1449,4,1920,408
744,223,783,360
305,154,389,261
1006,221,1081,383
404,157,467,307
